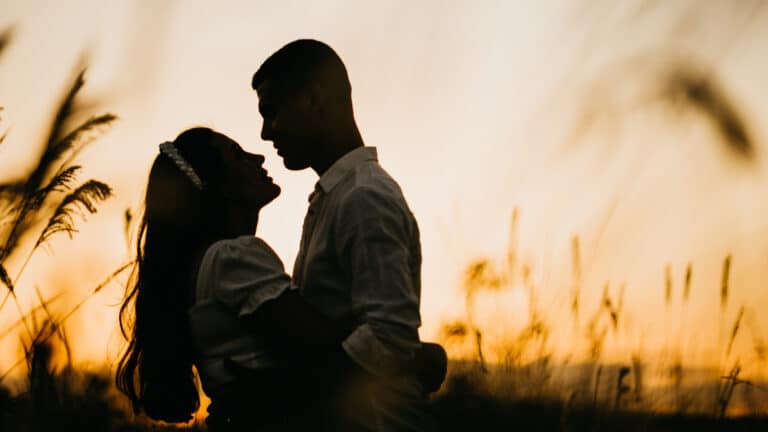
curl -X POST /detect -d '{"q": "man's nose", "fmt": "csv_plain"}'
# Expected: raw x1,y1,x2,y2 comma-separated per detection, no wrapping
260,120,273,141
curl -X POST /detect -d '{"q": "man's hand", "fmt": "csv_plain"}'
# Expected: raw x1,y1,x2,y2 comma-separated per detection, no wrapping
413,342,447,395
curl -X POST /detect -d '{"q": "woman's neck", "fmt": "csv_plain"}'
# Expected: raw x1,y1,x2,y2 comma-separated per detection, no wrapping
223,208,259,238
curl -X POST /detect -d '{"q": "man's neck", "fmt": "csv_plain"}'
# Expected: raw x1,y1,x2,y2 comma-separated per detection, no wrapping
311,127,364,176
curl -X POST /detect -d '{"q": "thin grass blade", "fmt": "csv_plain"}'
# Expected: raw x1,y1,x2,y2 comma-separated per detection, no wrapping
0,263,13,292
35,180,112,248
29,165,82,211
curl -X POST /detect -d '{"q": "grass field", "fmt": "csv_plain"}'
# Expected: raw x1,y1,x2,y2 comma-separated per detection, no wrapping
2,346,768,432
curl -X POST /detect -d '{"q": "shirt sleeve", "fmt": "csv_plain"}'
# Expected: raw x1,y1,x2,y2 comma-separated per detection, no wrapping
203,236,293,318
335,186,422,376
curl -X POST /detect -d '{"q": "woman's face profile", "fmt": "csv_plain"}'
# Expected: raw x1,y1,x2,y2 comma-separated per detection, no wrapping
212,134,281,209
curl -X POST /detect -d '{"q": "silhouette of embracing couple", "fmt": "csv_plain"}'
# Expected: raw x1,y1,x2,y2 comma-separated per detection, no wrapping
116,39,447,431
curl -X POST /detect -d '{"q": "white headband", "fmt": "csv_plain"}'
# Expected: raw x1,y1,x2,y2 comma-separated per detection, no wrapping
158,141,204,190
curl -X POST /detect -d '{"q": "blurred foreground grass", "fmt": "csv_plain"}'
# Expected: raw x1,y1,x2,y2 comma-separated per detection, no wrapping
1,340,767,432
433,361,768,432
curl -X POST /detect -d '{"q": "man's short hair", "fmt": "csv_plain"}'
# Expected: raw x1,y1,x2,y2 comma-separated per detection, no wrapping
252,39,351,98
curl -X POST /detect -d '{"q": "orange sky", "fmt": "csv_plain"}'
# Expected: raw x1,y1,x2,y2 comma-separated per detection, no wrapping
1,0,768,376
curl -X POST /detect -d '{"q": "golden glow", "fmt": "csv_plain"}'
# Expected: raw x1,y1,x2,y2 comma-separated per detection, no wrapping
1,2,768,410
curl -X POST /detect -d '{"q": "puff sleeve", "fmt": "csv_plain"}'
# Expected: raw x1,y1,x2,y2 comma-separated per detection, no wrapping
198,236,293,318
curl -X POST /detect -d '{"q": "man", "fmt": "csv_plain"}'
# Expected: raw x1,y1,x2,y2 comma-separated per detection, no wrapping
252,39,432,431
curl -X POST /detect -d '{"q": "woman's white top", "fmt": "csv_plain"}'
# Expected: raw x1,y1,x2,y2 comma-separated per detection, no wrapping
187,235,292,393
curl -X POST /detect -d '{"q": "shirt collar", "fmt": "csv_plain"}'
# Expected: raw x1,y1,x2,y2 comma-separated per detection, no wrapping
313,146,377,198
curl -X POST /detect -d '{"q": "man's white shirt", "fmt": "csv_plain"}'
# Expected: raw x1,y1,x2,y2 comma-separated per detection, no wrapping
292,146,423,377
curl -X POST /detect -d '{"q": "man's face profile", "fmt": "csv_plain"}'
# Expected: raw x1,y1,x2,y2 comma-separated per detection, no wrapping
257,79,315,171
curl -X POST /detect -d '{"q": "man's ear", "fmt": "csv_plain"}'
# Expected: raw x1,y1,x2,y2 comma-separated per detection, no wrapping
293,89,317,115
306,83,326,113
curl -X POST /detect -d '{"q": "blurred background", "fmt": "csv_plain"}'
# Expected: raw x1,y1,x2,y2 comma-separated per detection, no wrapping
1,0,767,411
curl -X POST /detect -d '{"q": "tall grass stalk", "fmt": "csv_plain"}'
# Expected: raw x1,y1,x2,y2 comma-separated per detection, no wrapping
507,207,518,284
570,235,582,329
726,306,745,359
0,65,116,340
679,263,692,354
717,254,733,379
664,263,673,307
683,263,692,302
721,255,732,309
0,37,117,387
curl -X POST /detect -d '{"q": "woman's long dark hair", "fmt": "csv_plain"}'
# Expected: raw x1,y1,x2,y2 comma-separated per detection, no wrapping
116,127,232,422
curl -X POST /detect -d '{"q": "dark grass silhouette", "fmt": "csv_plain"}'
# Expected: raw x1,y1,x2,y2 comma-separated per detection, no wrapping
431,364,768,432
428,207,768,431
0,29,117,350
0,323,201,432
0,45,148,426
3,352,768,432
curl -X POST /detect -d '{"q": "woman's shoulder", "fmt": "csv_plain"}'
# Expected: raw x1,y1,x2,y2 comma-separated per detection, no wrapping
196,235,291,313
203,235,279,265
198,236,287,291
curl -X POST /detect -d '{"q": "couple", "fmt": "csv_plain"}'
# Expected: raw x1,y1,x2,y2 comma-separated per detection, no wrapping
116,39,445,431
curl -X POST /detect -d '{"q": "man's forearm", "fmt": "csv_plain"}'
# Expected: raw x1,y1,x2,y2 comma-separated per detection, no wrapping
240,290,349,360
342,321,421,376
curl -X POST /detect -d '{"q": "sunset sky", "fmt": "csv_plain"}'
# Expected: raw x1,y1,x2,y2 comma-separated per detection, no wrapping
1,0,767,376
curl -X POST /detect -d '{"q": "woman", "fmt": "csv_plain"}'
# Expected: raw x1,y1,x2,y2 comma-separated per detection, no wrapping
116,127,446,430
116,127,342,429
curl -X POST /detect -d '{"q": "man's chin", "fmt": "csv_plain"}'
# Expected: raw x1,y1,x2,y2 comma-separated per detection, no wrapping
283,158,310,171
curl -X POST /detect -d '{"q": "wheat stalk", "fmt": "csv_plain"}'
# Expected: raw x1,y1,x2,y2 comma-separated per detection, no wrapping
682,263,692,302
725,306,745,358
720,254,732,308
34,180,112,248
0,60,115,349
